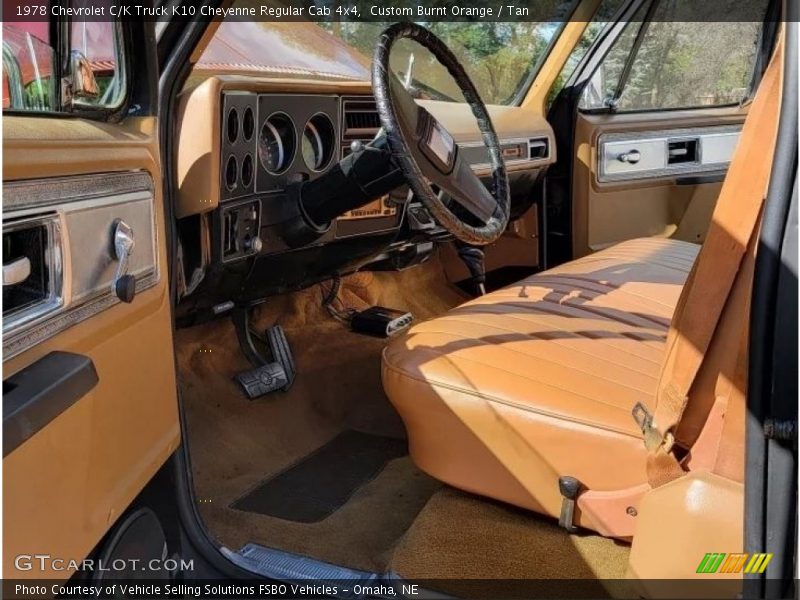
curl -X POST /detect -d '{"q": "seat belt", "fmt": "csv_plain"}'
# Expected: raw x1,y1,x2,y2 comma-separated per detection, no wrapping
632,40,783,488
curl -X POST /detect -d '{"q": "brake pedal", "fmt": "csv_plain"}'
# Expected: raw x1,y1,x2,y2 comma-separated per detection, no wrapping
266,325,296,390
236,363,289,400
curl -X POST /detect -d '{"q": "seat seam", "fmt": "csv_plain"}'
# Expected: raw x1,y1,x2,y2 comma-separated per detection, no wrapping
382,352,643,438
522,276,682,312
586,237,698,254
389,334,650,412
473,296,670,332
424,316,662,379
563,247,697,264
462,296,662,330
402,326,657,397
551,252,696,275
550,246,697,265
574,255,695,273
433,309,665,364
543,295,671,329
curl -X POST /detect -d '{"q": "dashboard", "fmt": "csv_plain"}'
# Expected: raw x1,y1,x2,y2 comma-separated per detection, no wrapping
174,76,555,313
216,91,405,261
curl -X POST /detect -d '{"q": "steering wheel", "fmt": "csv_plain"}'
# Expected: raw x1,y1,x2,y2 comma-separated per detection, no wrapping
372,22,510,245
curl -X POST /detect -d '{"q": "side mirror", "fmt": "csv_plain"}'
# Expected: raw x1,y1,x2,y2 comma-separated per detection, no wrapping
68,50,100,102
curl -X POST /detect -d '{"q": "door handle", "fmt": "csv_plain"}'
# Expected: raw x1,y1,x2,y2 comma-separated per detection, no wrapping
3,256,31,286
617,150,641,164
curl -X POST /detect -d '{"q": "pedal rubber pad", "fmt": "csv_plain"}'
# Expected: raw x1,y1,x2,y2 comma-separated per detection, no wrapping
236,363,288,400
266,325,296,390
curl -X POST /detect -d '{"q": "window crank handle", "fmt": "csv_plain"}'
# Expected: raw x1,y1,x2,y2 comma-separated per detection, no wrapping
112,220,136,303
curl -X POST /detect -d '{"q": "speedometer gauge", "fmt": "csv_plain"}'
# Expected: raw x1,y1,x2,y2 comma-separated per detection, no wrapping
258,113,295,175
301,113,336,172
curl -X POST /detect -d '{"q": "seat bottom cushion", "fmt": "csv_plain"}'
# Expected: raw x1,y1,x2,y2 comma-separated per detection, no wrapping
382,238,699,521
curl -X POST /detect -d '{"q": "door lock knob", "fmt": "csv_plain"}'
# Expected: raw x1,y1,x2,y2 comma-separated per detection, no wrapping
617,150,641,164
111,220,136,303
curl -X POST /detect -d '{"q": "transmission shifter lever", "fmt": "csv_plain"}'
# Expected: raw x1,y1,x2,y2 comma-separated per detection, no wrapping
456,244,487,296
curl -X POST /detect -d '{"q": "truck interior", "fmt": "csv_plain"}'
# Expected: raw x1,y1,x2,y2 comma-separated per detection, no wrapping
156,2,794,594
2,0,795,596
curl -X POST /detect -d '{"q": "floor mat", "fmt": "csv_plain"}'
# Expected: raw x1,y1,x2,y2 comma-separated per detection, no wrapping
232,431,407,523
390,488,634,597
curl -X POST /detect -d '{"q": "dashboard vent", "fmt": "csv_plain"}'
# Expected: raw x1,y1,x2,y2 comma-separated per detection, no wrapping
528,137,549,161
342,97,381,139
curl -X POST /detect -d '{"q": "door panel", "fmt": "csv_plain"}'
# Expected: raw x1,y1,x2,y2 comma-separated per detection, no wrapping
597,125,740,182
2,116,179,578
571,106,747,256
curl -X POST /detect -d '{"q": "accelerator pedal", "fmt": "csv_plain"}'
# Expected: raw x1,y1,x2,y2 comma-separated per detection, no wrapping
266,325,296,390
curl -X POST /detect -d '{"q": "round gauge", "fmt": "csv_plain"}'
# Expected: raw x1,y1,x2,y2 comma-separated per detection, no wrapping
224,155,238,190
242,106,255,141
226,108,239,144
241,154,254,187
258,113,296,175
302,113,336,171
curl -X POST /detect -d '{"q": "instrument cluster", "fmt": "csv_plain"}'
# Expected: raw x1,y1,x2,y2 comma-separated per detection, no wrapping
217,91,406,264
220,92,343,200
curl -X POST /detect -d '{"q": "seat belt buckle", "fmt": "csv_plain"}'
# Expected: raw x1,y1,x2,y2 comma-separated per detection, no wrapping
632,402,673,452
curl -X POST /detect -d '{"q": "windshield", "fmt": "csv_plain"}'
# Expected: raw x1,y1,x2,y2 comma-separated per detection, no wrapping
324,18,573,104
190,1,575,105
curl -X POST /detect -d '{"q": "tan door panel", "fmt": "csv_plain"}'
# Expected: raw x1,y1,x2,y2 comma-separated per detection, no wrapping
3,116,179,578
572,106,747,257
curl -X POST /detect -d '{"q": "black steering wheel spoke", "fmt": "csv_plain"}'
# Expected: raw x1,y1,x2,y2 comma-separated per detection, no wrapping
439,153,497,224
373,22,510,245
387,71,422,142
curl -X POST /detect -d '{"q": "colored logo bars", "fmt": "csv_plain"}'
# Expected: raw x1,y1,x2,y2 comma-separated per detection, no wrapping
696,553,773,574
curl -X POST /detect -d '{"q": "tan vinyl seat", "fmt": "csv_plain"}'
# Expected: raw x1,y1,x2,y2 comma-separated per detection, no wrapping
382,237,699,522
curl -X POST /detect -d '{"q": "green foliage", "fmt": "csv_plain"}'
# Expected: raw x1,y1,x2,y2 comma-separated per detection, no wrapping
318,0,574,104
615,21,761,110
23,78,53,111
321,20,561,104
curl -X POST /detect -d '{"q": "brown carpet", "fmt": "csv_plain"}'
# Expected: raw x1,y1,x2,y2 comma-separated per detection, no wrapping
391,488,634,596
176,255,465,572
177,255,631,584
